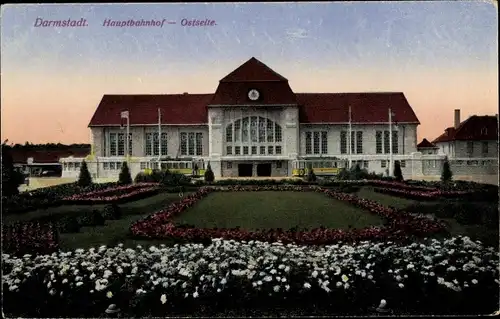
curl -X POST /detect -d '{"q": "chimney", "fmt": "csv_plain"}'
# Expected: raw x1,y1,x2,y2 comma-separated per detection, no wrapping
454,109,460,129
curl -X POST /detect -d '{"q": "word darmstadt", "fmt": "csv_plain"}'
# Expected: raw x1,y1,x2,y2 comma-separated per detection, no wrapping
34,18,88,27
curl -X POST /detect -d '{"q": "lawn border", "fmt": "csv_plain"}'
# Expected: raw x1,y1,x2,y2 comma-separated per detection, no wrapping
130,185,449,245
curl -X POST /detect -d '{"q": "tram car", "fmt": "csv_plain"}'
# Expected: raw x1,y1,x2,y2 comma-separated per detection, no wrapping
291,158,348,177
143,158,206,176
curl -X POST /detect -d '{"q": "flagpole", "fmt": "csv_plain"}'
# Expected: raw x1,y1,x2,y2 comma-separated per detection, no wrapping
389,107,393,177
126,113,130,164
348,105,352,169
158,108,162,170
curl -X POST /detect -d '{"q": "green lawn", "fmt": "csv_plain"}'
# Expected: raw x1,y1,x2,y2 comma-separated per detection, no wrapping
174,191,384,230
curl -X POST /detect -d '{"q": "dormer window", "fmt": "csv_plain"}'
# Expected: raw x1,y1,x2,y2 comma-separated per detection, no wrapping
481,127,488,135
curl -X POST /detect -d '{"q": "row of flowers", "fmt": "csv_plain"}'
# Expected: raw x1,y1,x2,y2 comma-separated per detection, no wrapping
2,237,499,317
63,183,161,203
130,186,448,244
2,222,59,256
373,187,473,200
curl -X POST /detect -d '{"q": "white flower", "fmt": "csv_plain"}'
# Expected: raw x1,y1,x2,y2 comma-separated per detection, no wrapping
106,291,113,298
304,282,311,289
471,279,478,285
312,270,318,278
273,285,280,292
193,291,199,298
76,282,83,287
341,274,349,282
398,283,404,288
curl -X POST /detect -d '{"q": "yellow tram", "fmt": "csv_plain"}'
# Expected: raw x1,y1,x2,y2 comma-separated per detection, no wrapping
291,159,348,177
143,159,207,176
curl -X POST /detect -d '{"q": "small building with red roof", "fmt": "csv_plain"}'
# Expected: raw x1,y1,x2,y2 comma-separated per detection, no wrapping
431,109,498,159
63,57,428,179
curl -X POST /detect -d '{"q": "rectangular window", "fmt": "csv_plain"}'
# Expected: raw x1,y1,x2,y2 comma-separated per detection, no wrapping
340,131,347,154
305,132,312,155
400,160,406,168
110,133,117,156
140,162,147,169
161,133,168,156
243,146,249,155
242,117,249,142
103,162,109,170
188,133,195,156
363,160,369,168
313,132,320,154
392,131,399,154
128,133,133,156
268,146,274,155
251,146,257,155
384,131,390,154
467,142,474,155
145,133,153,156
275,125,282,142
381,160,387,168
376,131,382,154
258,118,266,142
110,162,116,170
226,125,233,142
276,161,282,169
226,146,232,155
267,119,274,142
321,131,328,154
250,117,258,142
227,162,232,169
180,133,187,155
117,133,125,156
482,142,488,154
235,146,241,155
351,131,355,154
234,121,241,142
153,133,160,156
195,133,203,156
356,131,363,154
260,146,266,155
275,145,282,155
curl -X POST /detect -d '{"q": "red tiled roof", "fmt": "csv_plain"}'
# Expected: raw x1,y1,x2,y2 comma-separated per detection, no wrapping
432,115,498,143
219,57,288,82
10,149,90,164
88,58,420,126
89,94,213,126
417,138,438,148
296,92,420,123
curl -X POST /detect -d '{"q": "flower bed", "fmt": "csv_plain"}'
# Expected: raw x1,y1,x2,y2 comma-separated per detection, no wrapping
130,186,448,245
2,237,498,317
374,187,474,201
2,222,59,256
3,182,119,214
63,183,161,204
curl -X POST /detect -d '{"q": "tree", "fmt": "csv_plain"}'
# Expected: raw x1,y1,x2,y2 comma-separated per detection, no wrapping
306,164,317,182
441,157,453,183
78,160,92,187
204,162,215,183
1,144,23,197
393,160,403,182
118,161,133,185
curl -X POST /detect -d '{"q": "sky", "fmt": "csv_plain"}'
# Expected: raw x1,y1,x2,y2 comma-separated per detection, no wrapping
1,2,498,144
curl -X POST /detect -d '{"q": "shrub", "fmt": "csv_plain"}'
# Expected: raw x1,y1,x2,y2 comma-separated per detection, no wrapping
78,210,105,226
77,160,92,187
161,170,192,186
204,162,215,183
306,166,317,182
1,145,24,197
102,203,122,220
394,161,403,182
118,162,133,185
441,157,453,183
57,216,81,233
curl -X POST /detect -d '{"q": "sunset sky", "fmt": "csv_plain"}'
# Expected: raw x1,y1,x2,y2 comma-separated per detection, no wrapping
1,2,498,144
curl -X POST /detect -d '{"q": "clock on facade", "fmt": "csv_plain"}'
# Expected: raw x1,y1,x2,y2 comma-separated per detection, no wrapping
248,89,260,101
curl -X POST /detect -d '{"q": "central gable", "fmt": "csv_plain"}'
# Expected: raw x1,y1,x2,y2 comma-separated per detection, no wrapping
210,57,297,106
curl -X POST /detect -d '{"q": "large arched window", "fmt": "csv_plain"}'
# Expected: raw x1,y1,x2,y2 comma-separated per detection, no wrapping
225,116,283,156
